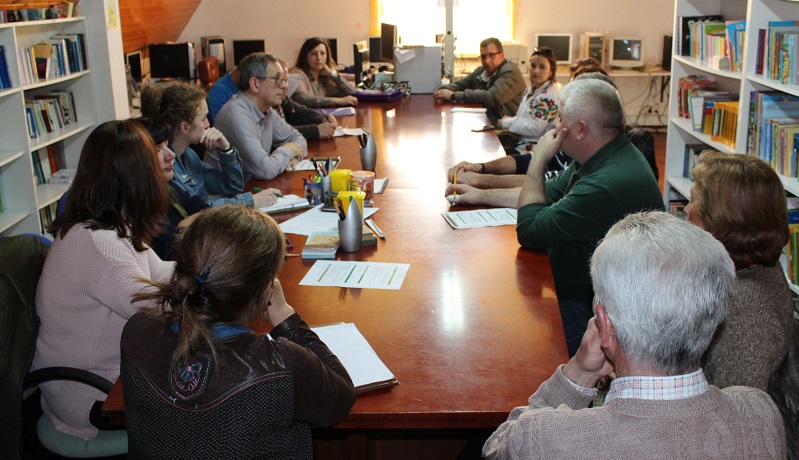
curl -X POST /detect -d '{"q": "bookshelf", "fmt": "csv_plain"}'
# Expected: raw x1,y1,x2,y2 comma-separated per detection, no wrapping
0,1,128,236
665,0,799,292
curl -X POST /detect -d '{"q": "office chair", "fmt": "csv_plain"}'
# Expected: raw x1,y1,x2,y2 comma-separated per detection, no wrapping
0,235,127,459
198,56,220,90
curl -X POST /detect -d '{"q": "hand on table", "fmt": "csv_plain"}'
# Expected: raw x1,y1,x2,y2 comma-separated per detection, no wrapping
444,183,483,205
336,96,358,107
253,188,282,208
433,88,454,102
447,161,481,183
317,121,337,139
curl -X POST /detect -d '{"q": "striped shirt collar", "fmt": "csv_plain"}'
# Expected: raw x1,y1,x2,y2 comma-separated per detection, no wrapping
605,368,708,404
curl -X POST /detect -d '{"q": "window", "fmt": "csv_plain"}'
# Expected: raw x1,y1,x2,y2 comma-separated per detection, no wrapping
378,0,514,56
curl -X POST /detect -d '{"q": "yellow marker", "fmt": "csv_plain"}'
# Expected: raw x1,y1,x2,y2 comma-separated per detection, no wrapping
453,171,458,201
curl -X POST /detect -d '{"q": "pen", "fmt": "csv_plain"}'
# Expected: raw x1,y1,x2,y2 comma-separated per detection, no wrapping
365,218,386,239
453,171,458,202
335,198,346,221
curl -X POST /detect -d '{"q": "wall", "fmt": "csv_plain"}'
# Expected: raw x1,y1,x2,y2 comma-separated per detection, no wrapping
178,0,371,70
177,0,673,125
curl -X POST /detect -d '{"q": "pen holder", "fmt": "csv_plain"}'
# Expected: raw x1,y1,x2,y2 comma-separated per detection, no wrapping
337,199,363,253
304,181,323,206
330,169,352,192
337,191,365,217
359,132,377,171
322,174,332,194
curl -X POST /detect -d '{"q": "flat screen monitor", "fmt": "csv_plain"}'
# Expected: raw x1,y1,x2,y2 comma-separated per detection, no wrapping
125,51,142,82
535,33,572,65
232,39,266,66
609,37,645,69
353,44,369,85
148,43,195,80
369,36,381,61
380,23,398,63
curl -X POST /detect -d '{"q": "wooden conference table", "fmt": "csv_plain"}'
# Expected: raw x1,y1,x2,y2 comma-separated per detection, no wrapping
103,96,567,454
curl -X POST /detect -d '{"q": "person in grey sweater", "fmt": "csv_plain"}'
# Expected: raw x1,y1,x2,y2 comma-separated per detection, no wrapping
686,150,795,391
483,211,786,459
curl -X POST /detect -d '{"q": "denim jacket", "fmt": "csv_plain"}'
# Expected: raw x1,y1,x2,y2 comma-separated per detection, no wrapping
170,146,254,207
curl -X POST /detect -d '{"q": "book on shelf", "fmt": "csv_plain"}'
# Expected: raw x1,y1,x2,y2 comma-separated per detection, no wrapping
38,201,58,234
709,100,739,148
725,20,746,72
677,76,718,119
49,168,76,185
669,201,689,220
0,2,74,23
688,90,731,132
683,144,706,180
311,322,398,393
0,45,11,89
23,90,76,139
677,15,724,57
746,91,799,163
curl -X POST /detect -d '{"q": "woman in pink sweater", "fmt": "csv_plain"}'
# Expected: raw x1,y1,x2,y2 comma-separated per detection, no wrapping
32,120,175,440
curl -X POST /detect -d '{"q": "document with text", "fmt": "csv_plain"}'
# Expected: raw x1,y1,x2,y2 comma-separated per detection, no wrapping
300,261,409,290
442,208,517,229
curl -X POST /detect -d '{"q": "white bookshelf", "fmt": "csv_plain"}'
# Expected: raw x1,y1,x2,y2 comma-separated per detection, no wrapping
665,0,799,289
0,1,127,236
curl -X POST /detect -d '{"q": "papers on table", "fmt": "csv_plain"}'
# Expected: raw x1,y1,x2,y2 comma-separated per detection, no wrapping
290,157,340,172
442,208,517,229
300,260,409,290
279,205,379,235
333,127,367,138
319,106,356,117
374,178,388,194
311,323,398,392
450,107,487,113
257,194,309,214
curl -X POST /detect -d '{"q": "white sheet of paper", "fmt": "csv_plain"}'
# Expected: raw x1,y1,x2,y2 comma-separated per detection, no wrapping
279,205,379,235
311,323,395,389
442,208,517,229
290,158,340,171
257,194,308,213
450,107,487,113
333,127,367,138
300,261,409,290
373,178,388,194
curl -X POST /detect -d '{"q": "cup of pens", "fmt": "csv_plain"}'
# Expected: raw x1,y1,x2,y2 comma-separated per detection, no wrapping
303,176,324,205
358,130,376,172
336,196,362,253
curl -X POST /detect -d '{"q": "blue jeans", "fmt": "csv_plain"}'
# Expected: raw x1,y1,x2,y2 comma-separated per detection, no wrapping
558,299,594,357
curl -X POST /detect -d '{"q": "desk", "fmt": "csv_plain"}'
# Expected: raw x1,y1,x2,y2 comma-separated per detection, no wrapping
103,96,567,455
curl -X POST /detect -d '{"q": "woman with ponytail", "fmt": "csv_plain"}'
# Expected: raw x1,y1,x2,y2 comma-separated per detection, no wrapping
120,205,355,459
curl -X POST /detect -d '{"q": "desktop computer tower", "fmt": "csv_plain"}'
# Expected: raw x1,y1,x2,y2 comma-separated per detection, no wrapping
201,36,226,74
502,42,529,73
662,35,673,71
580,33,605,65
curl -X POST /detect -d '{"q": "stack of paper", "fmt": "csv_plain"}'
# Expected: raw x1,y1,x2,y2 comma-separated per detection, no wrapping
302,231,340,259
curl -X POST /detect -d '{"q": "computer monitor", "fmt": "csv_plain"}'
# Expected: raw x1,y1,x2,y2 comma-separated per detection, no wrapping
232,39,266,66
353,43,370,85
608,37,645,69
380,23,398,63
148,43,195,80
535,33,572,65
369,36,381,61
125,50,142,82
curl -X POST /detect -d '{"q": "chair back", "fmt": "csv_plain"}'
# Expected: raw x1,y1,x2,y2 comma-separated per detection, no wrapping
198,56,220,90
768,320,799,459
0,235,49,460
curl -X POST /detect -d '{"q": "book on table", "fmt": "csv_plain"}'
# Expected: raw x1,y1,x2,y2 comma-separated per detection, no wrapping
302,227,378,259
311,322,398,393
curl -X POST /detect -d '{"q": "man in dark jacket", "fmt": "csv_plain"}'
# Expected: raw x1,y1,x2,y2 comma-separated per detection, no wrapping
433,37,526,125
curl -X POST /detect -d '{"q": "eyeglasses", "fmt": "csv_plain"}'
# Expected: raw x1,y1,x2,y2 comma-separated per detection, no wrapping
480,51,500,59
255,75,289,86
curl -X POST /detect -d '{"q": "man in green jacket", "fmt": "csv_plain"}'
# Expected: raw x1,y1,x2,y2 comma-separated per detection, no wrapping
516,78,663,356
434,37,525,126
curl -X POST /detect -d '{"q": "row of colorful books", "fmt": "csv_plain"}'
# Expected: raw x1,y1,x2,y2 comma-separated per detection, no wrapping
25,90,77,140
677,76,739,148
0,45,11,89
754,20,799,84
0,3,74,23
785,206,799,286
746,91,799,177
676,15,746,72
32,145,63,186
17,33,86,85
38,201,58,235
682,144,706,180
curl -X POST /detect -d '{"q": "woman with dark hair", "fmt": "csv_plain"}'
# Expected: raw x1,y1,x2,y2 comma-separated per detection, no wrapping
290,37,357,108
141,82,281,208
121,205,355,458
31,120,175,440
686,150,794,391
496,46,562,155
138,116,210,261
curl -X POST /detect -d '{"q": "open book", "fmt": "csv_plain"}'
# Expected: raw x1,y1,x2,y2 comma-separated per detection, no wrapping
311,323,398,393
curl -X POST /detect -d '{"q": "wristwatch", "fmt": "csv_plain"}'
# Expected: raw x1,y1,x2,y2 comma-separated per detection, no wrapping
330,70,339,78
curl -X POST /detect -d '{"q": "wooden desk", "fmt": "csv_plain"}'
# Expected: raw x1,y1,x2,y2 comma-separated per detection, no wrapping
103,97,567,435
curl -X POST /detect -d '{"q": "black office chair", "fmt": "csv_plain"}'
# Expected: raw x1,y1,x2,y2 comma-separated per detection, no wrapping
0,235,127,459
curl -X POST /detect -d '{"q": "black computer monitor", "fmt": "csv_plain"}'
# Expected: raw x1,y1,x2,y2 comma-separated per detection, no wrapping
125,51,142,82
369,36,381,61
232,39,266,66
148,43,195,80
353,44,369,85
380,23,398,63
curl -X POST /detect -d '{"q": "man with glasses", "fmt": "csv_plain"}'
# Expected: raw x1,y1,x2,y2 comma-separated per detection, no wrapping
212,53,307,181
433,37,525,125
